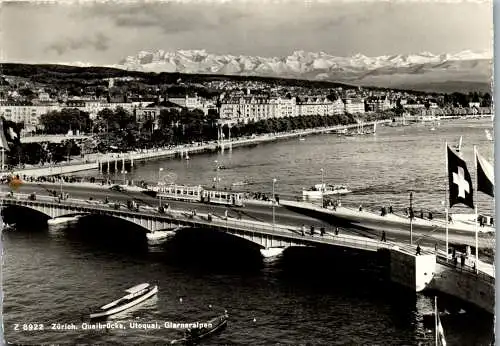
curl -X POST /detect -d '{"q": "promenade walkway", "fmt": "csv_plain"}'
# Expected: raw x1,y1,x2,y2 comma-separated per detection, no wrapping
10,120,389,177
280,200,496,234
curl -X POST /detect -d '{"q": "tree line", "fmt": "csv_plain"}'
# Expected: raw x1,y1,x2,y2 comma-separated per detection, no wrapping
5,106,395,168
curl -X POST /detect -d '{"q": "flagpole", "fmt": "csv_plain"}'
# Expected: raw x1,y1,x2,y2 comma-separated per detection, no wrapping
474,145,479,274
445,141,449,260
434,296,438,345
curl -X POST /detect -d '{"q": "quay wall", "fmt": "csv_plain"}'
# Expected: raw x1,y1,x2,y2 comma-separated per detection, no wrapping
10,162,98,177
386,249,436,292
10,120,390,177
428,262,495,314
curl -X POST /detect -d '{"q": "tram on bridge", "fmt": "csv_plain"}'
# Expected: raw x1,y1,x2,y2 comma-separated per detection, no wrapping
157,184,244,207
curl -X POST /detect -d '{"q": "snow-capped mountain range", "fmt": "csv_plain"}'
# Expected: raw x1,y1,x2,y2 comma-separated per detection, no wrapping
113,49,492,92
117,49,490,73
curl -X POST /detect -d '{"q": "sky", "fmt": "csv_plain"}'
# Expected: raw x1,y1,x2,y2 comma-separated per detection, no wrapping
0,0,493,65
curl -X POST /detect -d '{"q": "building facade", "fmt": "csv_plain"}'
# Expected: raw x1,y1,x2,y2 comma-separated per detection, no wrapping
0,104,61,131
219,97,297,123
296,97,344,116
168,95,216,115
365,96,393,112
343,98,365,114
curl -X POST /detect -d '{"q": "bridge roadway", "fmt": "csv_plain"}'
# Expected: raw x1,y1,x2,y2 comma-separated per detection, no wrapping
1,182,493,256
1,193,408,254
1,183,335,233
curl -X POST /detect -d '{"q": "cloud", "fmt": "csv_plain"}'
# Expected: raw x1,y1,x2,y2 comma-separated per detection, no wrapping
45,32,110,55
80,2,248,34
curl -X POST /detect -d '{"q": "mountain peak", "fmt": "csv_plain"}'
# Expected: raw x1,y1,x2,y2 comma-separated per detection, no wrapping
110,49,491,92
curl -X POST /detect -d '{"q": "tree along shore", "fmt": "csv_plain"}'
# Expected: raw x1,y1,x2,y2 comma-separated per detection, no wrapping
7,107,397,168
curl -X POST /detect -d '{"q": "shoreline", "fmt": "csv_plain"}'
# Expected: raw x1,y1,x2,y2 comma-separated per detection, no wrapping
9,119,389,177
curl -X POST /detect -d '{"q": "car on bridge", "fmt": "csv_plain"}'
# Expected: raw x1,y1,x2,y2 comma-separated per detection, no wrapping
110,185,125,192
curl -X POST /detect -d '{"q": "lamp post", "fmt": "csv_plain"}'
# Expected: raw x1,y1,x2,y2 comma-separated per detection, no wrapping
272,178,277,231
60,166,63,197
158,168,164,208
158,167,164,183
214,160,220,189
409,191,413,245
320,168,324,207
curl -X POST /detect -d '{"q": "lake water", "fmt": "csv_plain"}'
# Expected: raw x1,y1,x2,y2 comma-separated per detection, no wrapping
3,119,494,345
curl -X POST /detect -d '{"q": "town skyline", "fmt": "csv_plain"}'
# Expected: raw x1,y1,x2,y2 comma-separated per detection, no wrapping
1,0,493,66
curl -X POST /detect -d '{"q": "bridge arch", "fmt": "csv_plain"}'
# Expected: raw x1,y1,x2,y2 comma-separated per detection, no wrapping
173,227,266,250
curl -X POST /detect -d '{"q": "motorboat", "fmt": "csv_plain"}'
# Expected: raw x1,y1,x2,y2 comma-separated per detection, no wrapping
171,312,229,345
485,129,493,141
47,216,81,226
232,179,250,187
455,136,463,152
2,222,15,232
90,283,158,320
302,184,351,198
146,230,176,241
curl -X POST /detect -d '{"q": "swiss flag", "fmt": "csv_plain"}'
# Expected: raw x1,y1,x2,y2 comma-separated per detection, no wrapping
447,146,474,209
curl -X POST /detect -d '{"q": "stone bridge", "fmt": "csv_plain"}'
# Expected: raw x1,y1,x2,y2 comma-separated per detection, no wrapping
3,196,494,314
2,195,397,253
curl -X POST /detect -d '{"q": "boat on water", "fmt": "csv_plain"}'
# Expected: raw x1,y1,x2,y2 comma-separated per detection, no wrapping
299,137,305,141
171,312,229,345
146,230,176,241
485,129,493,141
2,222,15,232
47,215,82,225
455,136,463,152
303,183,351,198
232,179,251,187
90,283,158,320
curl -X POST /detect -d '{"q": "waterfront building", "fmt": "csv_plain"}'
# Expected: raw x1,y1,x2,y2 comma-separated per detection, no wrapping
403,103,426,110
219,96,297,123
296,97,344,116
167,94,216,115
343,98,365,114
135,101,183,129
0,104,61,131
365,96,393,112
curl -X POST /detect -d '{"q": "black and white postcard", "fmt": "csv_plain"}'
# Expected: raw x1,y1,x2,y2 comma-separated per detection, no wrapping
0,0,495,345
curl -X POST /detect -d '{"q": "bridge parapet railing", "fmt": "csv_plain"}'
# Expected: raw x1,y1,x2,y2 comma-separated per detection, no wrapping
2,195,397,252
436,256,495,284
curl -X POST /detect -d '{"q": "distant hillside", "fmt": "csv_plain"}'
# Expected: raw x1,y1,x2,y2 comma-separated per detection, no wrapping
386,81,492,94
0,61,490,94
115,49,492,93
0,63,356,90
